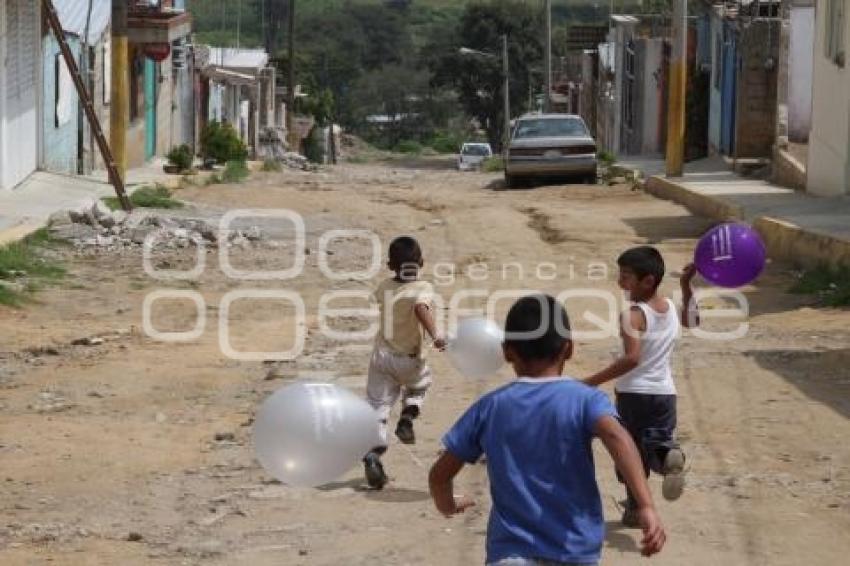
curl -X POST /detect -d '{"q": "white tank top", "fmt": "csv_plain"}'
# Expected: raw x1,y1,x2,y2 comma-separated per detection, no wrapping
615,298,679,395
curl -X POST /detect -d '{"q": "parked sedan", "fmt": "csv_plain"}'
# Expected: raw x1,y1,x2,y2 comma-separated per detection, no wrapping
504,114,598,187
457,142,493,171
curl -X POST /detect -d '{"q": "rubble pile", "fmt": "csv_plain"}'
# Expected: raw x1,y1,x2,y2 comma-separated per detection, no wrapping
47,200,264,252
279,151,318,172
258,127,318,171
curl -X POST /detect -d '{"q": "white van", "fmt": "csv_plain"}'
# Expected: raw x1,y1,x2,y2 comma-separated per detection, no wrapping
457,142,493,171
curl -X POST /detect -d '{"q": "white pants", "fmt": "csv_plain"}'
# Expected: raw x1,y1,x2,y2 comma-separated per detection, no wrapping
366,346,432,447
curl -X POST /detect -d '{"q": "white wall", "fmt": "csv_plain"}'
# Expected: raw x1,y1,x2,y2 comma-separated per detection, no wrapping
708,13,723,152
1,0,41,190
808,0,850,196
788,7,814,142
640,39,663,154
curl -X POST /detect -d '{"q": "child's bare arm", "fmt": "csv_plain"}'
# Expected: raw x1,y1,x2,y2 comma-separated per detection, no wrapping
428,451,475,517
584,308,643,387
414,303,446,350
594,416,666,557
680,263,700,328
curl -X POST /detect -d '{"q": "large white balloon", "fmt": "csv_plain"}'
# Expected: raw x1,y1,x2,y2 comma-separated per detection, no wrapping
253,383,380,487
447,317,505,379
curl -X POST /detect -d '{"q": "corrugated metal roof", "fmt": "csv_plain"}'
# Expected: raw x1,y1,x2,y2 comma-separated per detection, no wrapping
206,47,269,70
53,0,111,43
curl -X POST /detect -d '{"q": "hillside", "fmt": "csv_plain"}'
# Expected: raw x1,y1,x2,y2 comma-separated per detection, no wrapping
186,0,638,50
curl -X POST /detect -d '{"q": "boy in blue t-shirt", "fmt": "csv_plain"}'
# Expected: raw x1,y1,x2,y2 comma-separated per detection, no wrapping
429,295,666,565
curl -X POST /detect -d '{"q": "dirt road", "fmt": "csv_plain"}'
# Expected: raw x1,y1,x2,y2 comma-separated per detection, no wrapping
1,159,848,565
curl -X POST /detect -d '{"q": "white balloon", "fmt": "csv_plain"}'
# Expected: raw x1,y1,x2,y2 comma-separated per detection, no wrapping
253,382,380,487
447,317,505,379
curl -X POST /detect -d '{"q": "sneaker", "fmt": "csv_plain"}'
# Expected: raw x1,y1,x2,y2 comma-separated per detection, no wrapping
661,448,686,501
395,417,415,444
363,452,388,490
621,505,641,528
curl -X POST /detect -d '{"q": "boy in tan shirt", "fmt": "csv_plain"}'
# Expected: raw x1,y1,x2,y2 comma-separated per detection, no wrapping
363,236,445,489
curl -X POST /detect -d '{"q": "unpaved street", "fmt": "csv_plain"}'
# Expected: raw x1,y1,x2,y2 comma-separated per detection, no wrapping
1,159,849,565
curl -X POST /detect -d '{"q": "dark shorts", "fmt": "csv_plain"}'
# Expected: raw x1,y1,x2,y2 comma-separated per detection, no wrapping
615,392,678,477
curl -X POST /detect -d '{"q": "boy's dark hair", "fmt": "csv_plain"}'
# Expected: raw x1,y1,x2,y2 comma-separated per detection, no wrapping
504,294,571,362
618,246,665,289
388,236,423,272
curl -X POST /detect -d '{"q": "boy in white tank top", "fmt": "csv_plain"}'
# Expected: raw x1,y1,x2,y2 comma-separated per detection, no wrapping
584,246,699,527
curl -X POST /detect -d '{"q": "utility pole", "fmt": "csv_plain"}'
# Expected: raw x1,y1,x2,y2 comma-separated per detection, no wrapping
502,34,511,153
544,0,552,113
665,0,687,177
110,0,128,183
287,0,297,151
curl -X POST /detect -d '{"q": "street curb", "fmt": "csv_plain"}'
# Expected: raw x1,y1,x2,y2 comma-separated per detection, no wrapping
645,175,745,221
0,223,43,246
753,216,850,270
645,174,850,271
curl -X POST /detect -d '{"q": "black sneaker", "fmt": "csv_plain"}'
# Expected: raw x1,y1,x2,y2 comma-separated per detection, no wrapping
363,452,388,490
395,417,415,444
621,505,641,528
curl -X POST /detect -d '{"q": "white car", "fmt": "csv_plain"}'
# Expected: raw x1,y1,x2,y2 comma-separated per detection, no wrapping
457,142,493,171
504,114,598,187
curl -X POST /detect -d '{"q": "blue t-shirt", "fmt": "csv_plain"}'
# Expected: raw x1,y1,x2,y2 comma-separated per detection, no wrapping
442,377,617,564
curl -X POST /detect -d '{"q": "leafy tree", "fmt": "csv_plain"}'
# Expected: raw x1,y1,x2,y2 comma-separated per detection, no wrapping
349,65,429,147
428,1,543,149
250,0,289,56
303,88,335,127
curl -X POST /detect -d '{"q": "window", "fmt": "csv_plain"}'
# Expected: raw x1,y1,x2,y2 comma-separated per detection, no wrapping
826,0,846,67
514,118,589,139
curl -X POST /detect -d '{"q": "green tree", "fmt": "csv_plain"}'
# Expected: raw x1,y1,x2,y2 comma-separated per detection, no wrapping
428,1,543,149
349,65,430,147
250,0,288,56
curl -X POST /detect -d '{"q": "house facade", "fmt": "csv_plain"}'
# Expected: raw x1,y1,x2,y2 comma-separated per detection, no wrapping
0,0,42,190
41,0,112,176
124,0,193,167
596,15,667,157
707,4,780,160
808,0,849,196
198,46,277,157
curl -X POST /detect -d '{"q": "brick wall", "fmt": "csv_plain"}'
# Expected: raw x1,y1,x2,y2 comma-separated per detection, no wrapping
734,20,780,159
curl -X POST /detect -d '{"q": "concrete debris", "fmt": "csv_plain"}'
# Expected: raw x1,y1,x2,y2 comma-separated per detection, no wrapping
46,205,263,252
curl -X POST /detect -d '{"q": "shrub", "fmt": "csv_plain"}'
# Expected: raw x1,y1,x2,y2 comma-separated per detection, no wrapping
789,265,850,307
396,140,423,154
597,150,616,165
200,122,248,164
481,156,504,172
102,184,183,210
166,144,193,171
428,132,462,154
0,229,65,306
304,126,327,164
222,160,250,183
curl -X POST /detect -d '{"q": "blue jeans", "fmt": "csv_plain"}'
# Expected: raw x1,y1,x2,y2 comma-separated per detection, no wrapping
488,559,598,566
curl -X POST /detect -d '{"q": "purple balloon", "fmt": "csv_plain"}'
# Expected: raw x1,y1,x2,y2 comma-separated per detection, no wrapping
694,223,766,287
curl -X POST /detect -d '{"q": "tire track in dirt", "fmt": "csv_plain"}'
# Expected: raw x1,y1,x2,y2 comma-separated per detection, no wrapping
518,206,594,246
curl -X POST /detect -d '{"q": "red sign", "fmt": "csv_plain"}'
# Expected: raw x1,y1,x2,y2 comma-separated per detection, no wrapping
144,43,171,62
